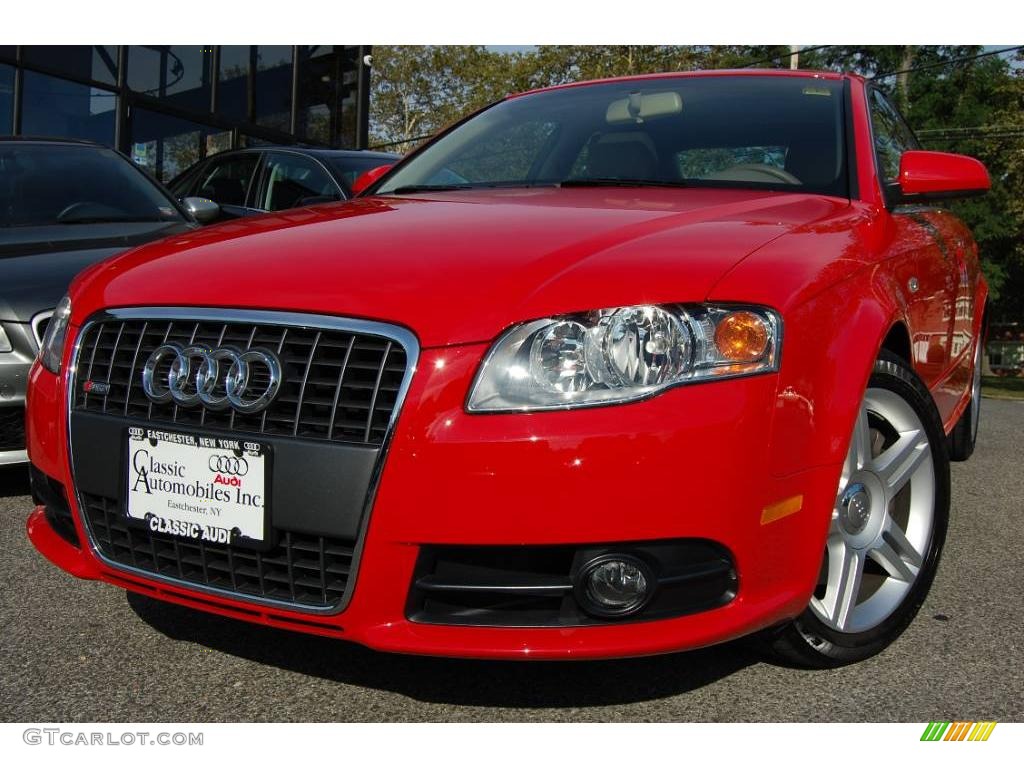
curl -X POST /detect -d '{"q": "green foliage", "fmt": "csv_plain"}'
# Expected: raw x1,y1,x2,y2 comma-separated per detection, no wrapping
369,45,1024,320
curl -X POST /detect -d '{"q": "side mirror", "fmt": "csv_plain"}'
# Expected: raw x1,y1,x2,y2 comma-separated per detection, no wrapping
351,164,394,196
896,150,990,203
182,196,221,224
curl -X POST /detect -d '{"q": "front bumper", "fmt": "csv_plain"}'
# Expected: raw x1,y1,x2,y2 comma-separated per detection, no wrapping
26,342,840,660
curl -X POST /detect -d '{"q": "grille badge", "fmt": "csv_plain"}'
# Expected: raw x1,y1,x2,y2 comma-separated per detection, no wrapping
82,380,110,395
141,343,283,414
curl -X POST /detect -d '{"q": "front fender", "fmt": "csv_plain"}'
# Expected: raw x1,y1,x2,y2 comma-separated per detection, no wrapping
766,266,903,480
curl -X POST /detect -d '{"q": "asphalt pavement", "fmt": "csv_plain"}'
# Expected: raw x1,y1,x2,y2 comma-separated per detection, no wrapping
2,399,1021,722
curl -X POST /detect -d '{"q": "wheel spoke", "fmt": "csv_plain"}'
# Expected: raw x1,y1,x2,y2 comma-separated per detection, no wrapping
872,429,930,495
869,536,919,582
852,406,872,472
823,540,865,630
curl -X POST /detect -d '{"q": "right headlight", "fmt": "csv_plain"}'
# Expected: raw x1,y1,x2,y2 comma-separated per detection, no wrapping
38,295,72,375
467,303,781,413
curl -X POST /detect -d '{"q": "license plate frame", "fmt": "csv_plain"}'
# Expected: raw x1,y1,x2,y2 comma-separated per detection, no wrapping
123,426,272,550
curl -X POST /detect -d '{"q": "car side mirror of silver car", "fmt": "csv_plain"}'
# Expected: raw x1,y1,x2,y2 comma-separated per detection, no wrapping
182,196,221,224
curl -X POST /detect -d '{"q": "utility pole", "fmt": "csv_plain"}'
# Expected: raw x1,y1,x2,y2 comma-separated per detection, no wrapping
790,45,800,70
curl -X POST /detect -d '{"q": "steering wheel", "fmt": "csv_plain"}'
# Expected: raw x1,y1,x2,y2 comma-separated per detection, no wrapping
57,202,101,220
718,163,802,185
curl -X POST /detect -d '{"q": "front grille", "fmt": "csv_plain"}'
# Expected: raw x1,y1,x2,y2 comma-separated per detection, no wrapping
82,493,355,608
74,317,407,446
0,406,26,451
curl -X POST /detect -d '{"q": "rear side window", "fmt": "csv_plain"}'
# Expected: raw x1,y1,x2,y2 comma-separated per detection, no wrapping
326,156,398,194
260,153,339,211
869,90,919,185
195,153,260,207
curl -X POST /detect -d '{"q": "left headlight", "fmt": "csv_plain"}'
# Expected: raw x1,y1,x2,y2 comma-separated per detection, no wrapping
467,303,781,412
38,295,72,375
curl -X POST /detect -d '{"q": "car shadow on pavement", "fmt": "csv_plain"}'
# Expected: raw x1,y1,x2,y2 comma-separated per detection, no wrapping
0,465,31,498
127,592,760,708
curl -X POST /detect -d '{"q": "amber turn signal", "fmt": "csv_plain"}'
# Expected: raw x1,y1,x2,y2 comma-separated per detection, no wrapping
714,310,769,362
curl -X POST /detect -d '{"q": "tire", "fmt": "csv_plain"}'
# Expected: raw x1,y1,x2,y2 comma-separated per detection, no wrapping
948,338,982,462
763,351,950,668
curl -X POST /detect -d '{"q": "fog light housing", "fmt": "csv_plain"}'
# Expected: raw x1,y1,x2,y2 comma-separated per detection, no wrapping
576,555,654,618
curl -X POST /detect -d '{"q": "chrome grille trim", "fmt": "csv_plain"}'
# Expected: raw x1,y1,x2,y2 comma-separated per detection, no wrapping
31,309,54,350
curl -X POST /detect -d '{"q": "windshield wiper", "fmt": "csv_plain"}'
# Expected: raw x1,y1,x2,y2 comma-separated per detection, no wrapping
387,184,477,195
560,178,689,189
387,181,561,195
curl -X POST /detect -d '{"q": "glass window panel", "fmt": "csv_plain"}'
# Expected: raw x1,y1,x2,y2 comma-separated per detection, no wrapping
128,46,213,112
260,152,339,210
870,89,919,185
0,65,13,135
129,108,212,182
254,46,292,132
22,46,119,85
0,47,15,62
206,130,233,156
241,134,273,148
296,46,360,147
218,45,250,120
0,143,182,227
20,71,116,145
195,153,261,207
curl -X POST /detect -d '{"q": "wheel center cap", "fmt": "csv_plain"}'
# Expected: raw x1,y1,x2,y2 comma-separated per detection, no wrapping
840,482,872,534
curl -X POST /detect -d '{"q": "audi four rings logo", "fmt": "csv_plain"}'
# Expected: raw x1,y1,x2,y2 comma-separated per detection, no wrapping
141,343,283,414
208,455,249,475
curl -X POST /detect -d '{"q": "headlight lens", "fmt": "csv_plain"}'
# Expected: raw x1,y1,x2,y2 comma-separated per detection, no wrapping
467,304,781,412
38,295,72,374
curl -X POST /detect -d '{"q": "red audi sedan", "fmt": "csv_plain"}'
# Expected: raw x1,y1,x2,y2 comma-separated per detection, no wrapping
26,70,989,667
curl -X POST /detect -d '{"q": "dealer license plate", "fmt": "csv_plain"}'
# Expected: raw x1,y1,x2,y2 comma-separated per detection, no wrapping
125,426,268,545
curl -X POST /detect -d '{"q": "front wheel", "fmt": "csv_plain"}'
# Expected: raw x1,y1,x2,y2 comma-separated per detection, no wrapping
765,352,950,667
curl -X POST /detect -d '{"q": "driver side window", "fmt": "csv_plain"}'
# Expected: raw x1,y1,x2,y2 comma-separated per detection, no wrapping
870,90,919,186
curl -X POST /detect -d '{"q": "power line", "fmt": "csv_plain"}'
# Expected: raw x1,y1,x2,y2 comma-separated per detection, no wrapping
871,45,1023,79
740,45,836,69
917,125,1023,135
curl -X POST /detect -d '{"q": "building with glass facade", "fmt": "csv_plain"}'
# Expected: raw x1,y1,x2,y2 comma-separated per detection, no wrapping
0,46,372,182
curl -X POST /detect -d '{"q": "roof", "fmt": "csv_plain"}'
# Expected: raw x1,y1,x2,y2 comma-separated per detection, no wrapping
207,146,400,161
510,68,857,100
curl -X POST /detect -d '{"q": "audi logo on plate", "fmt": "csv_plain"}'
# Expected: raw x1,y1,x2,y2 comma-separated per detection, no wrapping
141,343,283,414
208,454,249,475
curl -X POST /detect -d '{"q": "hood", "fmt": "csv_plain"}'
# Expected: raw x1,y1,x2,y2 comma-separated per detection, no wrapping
75,188,848,347
0,222,194,321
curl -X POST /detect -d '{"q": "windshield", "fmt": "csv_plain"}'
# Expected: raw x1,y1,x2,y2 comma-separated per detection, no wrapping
0,144,184,227
378,75,849,198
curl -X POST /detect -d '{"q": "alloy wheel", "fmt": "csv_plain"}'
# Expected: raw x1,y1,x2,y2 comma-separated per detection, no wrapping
810,388,936,633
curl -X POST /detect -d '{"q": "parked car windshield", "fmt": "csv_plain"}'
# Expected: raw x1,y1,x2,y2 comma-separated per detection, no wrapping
378,75,849,198
0,144,184,227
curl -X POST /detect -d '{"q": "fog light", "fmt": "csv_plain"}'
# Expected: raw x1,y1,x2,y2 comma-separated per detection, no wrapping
577,555,653,618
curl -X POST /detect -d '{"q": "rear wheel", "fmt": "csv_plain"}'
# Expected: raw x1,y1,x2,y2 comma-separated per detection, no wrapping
948,338,982,461
765,352,950,667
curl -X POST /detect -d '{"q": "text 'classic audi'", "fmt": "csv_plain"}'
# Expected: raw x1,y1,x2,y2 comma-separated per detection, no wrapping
26,70,989,666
